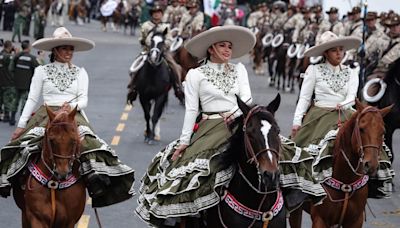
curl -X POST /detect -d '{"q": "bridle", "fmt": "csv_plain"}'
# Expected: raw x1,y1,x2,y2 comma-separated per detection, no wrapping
42,121,80,180
148,35,164,66
340,106,382,177
242,105,280,192
218,105,282,228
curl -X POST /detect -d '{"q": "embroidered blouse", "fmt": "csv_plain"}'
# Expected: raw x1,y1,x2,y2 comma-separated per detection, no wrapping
293,62,359,126
17,61,89,128
179,61,252,145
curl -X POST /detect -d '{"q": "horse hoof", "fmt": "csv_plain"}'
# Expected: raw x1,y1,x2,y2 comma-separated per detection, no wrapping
147,139,159,145
144,137,150,143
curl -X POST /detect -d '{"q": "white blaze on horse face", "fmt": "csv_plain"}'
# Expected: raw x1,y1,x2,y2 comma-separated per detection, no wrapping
261,120,273,162
151,35,163,61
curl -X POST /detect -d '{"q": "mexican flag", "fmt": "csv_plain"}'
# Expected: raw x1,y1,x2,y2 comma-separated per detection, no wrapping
203,0,222,16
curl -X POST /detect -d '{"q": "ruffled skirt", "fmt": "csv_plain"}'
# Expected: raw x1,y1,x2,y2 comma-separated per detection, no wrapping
0,106,135,207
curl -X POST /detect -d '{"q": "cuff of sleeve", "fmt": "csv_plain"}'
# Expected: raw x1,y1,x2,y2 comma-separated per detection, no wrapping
339,100,355,109
292,116,302,127
17,121,27,129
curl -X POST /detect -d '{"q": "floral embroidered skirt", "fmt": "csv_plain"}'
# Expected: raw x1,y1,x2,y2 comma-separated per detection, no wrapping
280,106,394,205
136,118,235,227
0,106,135,208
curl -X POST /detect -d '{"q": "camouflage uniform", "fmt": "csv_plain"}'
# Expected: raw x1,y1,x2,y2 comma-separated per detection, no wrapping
0,49,16,124
178,9,204,39
9,50,40,115
162,3,186,28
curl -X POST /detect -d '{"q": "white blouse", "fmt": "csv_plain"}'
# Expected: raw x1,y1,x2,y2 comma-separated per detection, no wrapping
293,62,359,126
179,61,252,145
17,61,89,128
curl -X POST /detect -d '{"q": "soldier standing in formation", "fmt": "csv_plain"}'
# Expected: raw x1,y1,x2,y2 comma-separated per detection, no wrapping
0,41,16,124
9,40,39,124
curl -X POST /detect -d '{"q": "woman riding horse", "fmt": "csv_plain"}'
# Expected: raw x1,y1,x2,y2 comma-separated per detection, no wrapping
136,25,256,227
0,27,135,208
280,31,394,225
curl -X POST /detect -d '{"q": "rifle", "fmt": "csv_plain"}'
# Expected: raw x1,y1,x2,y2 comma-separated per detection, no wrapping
358,0,368,98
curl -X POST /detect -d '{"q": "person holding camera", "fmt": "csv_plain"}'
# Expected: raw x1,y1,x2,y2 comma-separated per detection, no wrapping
0,40,16,124
9,40,40,125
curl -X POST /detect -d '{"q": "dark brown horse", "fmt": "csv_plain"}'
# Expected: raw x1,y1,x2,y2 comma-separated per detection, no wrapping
289,100,392,228
13,106,85,228
206,94,286,228
173,45,199,82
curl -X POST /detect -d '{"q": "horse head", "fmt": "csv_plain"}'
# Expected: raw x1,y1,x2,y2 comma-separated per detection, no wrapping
236,94,281,191
43,106,80,180
350,100,392,176
148,28,168,66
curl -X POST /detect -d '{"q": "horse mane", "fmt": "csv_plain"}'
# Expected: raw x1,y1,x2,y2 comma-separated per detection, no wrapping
333,111,358,159
384,57,400,83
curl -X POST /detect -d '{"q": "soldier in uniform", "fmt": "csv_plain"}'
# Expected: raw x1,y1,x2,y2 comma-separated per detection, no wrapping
177,0,204,39
11,1,30,43
270,1,287,32
376,15,400,70
362,11,390,76
292,7,312,44
246,2,269,29
128,3,183,102
2,0,16,31
9,40,40,123
162,0,185,29
316,7,345,43
347,6,363,38
0,40,16,125
284,5,302,33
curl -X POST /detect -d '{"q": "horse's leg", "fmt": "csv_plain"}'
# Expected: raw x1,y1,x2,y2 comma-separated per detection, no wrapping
149,94,168,144
288,207,303,228
343,211,364,228
21,210,30,228
384,127,394,162
139,97,152,143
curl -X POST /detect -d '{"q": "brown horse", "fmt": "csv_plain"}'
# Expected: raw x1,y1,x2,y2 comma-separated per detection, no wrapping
289,100,392,228
13,106,86,228
173,45,199,82
100,2,123,32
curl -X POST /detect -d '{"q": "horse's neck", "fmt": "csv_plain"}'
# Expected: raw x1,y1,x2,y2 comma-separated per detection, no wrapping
229,166,276,211
333,122,361,183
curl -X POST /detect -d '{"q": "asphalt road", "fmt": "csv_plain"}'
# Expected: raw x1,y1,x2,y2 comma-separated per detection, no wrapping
0,20,399,228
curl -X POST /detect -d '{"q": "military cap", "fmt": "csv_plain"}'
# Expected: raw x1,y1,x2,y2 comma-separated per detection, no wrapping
352,6,361,14
325,7,338,14
149,3,164,14
365,11,378,21
385,15,400,27
186,0,199,8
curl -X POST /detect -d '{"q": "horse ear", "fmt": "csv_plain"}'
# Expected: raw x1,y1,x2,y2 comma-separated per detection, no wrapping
68,105,78,121
163,27,168,36
355,98,364,111
236,94,250,116
46,105,56,122
266,93,281,115
380,104,393,118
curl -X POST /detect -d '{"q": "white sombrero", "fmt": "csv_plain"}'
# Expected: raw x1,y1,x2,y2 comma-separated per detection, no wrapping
304,31,361,57
32,27,95,52
184,25,256,59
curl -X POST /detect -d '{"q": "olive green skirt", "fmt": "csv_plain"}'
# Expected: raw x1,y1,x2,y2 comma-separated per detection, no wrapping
136,118,235,226
280,106,394,200
0,106,135,207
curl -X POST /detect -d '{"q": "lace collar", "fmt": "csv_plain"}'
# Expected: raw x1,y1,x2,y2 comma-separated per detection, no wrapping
44,62,80,92
318,62,350,93
198,62,238,95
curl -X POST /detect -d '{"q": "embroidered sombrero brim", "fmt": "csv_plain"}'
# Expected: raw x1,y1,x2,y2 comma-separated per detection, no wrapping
184,25,256,59
32,37,95,52
304,37,361,57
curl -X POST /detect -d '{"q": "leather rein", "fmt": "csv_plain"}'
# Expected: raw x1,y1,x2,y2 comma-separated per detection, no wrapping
219,105,282,228
323,106,382,226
